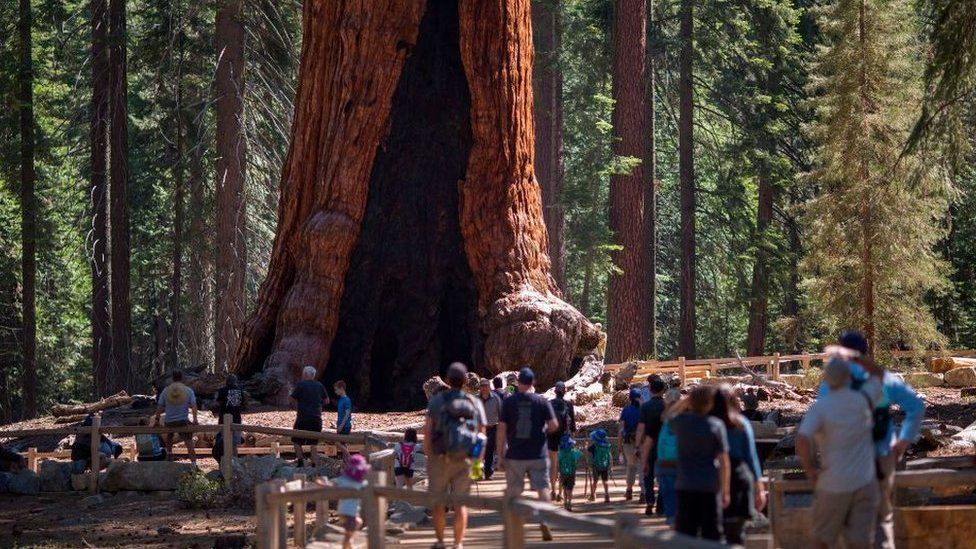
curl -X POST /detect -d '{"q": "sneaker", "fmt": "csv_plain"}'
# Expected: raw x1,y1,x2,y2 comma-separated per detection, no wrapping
555,493,562,502
587,493,595,502
624,488,632,501
430,542,446,549
540,523,553,542
550,490,556,500
645,504,654,516
565,502,573,512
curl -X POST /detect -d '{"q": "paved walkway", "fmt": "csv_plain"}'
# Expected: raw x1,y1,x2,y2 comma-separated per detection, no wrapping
312,462,668,548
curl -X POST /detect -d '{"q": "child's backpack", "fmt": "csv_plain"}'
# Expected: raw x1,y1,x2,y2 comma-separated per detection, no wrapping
558,449,578,476
397,442,416,469
432,390,481,459
592,442,611,472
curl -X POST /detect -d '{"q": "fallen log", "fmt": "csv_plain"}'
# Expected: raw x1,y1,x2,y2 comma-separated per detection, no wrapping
543,353,605,400
50,391,132,418
54,414,88,424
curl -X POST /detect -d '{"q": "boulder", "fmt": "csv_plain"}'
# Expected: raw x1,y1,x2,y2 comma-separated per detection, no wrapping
388,500,428,528
226,455,291,506
903,372,945,389
273,457,343,481
38,460,73,492
945,367,976,388
71,473,90,491
613,362,639,388
3,470,40,495
101,460,195,492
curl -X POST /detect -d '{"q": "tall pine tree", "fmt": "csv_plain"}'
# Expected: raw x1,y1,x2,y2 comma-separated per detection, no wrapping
803,0,949,353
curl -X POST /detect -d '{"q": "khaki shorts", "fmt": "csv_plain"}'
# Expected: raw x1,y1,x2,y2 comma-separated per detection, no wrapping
505,458,549,495
813,482,880,546
427,455,473,496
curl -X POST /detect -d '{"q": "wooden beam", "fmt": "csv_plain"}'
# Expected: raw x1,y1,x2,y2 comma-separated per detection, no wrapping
221,414,233,482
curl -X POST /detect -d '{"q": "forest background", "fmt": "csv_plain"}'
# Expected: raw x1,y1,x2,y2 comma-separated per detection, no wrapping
0,0,973,421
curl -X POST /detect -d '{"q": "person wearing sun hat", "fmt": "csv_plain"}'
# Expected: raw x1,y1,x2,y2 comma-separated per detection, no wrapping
332,453,370,548
586,428,612,503
556,433,582,511
154,370,199,466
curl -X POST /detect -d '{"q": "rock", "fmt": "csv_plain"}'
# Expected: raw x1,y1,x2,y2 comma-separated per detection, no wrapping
904,372,945,389
757,387,771,401
388,500,428,528
226,455,291,506
101,460,195,492
423,376,450,401
7,470,40,495
38,460,73,492
71,473,89,491
613,362,639,388
920,428,945,449
945,367,976,388
611,390,631,408
571,383,603,405
962,387,976,397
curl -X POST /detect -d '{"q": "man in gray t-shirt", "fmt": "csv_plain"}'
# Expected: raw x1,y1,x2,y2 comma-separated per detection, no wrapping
478,378,502,479
154,370,199,466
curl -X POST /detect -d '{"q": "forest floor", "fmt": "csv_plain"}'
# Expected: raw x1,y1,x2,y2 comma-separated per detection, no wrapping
2,386,975,547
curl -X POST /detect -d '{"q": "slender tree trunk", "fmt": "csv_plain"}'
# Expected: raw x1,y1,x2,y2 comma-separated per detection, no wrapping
19,0,37,418
108,0,131,390
607,0,650,362
746,170,773,355
678,0,696,358
91,0,112,396
645,0,657,358
532,0,566,292
214,0,247,371
232,0,597,404
0,276,17,423
170,11,185,369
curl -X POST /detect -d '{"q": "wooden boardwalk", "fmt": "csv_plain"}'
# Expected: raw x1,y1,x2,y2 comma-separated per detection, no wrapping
311,462,668,548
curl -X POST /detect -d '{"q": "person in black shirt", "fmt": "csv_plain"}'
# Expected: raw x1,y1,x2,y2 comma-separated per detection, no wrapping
289,366,330,467
547,381,576,500
636,376,667,515
213,374,246,463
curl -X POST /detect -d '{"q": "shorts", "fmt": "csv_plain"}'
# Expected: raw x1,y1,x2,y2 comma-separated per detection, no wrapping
394,467,415,478
428,455,473,496
164,420,193,441
505,458,549,495
292,415,323,445
546,433,564,452
560,474,576,490
592,468,609,481
812,483,880,546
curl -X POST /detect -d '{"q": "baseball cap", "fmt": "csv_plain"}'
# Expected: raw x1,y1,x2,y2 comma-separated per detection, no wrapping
554,381,566,392
518,367,535,385
629,388,641,400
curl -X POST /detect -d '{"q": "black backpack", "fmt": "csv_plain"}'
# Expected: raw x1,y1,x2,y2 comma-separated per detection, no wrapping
551,398,572,434
432,391,481,459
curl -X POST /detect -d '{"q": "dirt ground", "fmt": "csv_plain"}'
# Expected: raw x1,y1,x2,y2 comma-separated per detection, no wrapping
2,386,974,548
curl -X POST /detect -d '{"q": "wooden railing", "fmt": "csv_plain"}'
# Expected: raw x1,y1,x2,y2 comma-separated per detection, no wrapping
605,349,976,386
0,415,395,494
254,470,723,549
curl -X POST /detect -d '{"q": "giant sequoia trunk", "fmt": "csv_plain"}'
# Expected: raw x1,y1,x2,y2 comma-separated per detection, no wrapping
232,0,598,407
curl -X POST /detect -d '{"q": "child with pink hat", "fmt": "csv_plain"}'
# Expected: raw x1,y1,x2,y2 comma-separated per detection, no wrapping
333,454,370,548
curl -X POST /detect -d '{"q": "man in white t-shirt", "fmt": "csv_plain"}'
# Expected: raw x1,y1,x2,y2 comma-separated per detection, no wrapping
797,358,882,549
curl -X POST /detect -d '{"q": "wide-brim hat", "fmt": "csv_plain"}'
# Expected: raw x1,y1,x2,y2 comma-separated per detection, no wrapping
589,428,608,443
559,433,575,450
343,454,370,482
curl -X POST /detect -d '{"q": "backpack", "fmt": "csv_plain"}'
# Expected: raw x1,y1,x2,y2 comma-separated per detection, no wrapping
851,376,891,442
397,442,416,469
591,442,611,471
558,449,578,476
551,398,572,434
432,391,481,459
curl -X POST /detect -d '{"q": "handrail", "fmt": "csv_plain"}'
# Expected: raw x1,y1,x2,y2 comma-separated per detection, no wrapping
254,472,723,549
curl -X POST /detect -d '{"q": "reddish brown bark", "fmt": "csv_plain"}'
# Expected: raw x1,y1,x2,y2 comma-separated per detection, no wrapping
532,0,566,292
108,0,131,389
233,0,597,404
607,0,651,362
214,0,247,371
678,0,696,358
90,0,112,396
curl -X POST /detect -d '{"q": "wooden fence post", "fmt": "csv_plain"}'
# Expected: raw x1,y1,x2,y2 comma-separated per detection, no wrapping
270,441,280,458
27,447,37,472
363,470,388,549
292,474,307,548
272,479,287,549
772,352,781,381
221,414,233,482
502,497,525,549
678,356,687,386
255,481,271,549
800,355,810,371
89,414,101,494
613,513,638,548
